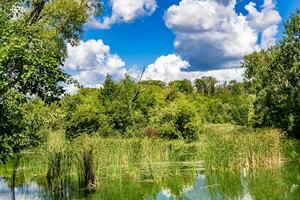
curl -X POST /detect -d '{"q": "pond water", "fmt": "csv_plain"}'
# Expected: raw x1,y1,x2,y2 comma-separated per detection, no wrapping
0,160,299,200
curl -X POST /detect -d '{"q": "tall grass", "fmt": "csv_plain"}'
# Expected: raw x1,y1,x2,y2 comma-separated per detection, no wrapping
1,125,293,200
203,126,284,170
17,125,286,193
74,136,97,190
44,131,72,197
42,133,203,192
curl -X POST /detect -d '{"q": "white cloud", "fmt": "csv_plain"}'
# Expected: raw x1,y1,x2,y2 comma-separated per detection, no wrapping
143,54,190,82
64,0,282,91
64,39,127,89
64,84,79,95
143,54,243,83
88,0,157,29
164,0,281,70
64,40,110,71
245,0,281,49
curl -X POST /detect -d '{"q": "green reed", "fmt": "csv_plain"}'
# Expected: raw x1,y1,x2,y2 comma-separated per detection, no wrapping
2,124,287,194
203,125,284,170
40,133,203,192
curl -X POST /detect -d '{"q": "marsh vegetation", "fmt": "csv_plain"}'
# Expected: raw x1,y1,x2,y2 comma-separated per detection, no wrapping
0,126,299,199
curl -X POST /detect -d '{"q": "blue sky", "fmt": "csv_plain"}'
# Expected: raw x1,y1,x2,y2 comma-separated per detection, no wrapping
82,0,299,68
83,0,180,68
63,0,300,91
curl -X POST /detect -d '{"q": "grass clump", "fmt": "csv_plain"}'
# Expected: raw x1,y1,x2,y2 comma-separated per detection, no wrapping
45,131,73,197
42,132,203,191
203,125,284,170
73,135,98,190
37,125,288,194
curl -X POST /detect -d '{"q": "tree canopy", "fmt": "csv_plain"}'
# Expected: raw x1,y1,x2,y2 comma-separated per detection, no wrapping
0,0,102,162
242,9,300,138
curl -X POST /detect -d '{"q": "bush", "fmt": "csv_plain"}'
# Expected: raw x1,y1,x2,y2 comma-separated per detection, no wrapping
153,99,201,141
65,105,112,139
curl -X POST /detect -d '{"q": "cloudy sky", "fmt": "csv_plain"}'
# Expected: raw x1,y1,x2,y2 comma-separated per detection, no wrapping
63,0,300,91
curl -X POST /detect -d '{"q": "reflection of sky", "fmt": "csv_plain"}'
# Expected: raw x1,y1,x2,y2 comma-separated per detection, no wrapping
180,174,216,200
151,174,213,200
153,174,254,200
155,189,175,200
0,178,42,200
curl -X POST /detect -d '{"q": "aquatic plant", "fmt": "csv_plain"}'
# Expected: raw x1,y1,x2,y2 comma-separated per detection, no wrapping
73,135,98,190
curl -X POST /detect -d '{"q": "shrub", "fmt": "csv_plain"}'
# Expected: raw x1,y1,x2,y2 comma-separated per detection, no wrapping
153,99,201,141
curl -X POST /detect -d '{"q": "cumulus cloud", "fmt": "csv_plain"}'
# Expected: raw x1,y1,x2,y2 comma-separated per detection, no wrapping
245,0,281,49
143,54,244,83
88,0,157,29
164,0,281,70
143,54,190,82
64,39,128,89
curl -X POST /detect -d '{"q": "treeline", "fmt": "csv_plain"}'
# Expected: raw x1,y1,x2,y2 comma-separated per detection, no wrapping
22,75,253,142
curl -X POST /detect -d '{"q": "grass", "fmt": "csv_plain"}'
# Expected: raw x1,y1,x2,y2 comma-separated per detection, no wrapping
0,124,289,194
202,124,284,170
39,132,203,194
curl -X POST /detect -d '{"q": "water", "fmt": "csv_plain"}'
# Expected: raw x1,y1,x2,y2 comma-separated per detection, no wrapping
1,161,299,200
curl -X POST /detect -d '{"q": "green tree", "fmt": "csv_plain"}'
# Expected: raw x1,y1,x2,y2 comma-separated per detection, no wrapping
169,79,193,94
194,76,217,96
242,10,300,137
0,90,26,163
63,88,113,139
0,0,102,162
0,0,102,100
153,99,201,141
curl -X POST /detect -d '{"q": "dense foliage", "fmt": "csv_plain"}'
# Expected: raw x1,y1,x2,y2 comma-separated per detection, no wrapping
24,75,253,142
0,0,101,162
242,9,300,138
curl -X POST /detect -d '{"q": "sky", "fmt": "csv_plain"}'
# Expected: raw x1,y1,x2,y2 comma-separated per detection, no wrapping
63,0,300,92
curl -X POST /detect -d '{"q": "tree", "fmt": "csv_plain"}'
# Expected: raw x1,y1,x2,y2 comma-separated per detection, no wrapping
169,79,193,94
153,99,201,141
227,80,243,95
0,0,102,162
242,9,300,138
0,90,26,163
194,76,217,96
0,0,102,101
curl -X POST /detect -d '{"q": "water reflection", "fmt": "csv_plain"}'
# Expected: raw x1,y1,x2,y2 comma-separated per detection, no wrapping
1,162,299,200
0,178,42,200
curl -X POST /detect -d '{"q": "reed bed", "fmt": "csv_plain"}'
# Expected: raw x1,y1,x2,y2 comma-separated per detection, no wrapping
203,127,284,170
1,125,288,195
40,133,203,193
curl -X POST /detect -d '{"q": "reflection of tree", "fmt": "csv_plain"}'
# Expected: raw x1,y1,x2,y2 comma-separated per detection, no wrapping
180,163,300,200
10,155,21,200
247,165,300,200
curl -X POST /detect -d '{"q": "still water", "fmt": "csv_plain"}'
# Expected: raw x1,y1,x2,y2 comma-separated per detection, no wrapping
0,160,299,200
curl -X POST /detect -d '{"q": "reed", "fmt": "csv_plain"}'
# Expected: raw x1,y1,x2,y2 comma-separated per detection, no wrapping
203,126,284,170
44,131,72,197
73,135,97,190
20,125,286,193
42,133,203,191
